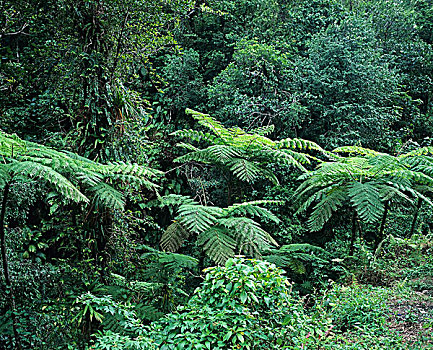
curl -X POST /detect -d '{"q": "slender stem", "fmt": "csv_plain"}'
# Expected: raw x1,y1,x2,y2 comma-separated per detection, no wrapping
349,211,357,256
376,201,389,248
110,6,130,82
0,183,22,350
410,198,423,237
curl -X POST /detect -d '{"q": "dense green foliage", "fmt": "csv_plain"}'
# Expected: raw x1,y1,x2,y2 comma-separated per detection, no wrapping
1,0,433,349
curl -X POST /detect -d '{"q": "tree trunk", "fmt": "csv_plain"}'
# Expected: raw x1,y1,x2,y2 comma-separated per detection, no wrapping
349,211,357,256
0,183,22,350
376,201,389,248
410,198,423,237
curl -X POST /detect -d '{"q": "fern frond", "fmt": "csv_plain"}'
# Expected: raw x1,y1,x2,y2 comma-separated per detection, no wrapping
171,130,218,144
219,217,278,256
0,131,27,155
249,124,275,136
185,108,232,141
160,221,190,252
174,145,242,165
307,186,346,231
348,181,384,223
9,161,89,204
264,243,329,274
89,182,125,210
223,200,282,223
158,252,198,270
401,146,433,157
105,173,159,190
264,254,307,274
333,145,380,156
176,203,222,234
197,226,236,265
104,162,163,179
279,243,330,256
229,158,262,183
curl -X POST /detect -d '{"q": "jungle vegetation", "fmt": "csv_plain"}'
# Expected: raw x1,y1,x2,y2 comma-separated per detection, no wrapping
1,0,433,349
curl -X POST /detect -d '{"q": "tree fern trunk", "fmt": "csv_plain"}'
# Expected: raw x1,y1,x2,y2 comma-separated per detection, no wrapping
349,211,357,256
0,183,22,350
410,198,423,237
376,201,389,248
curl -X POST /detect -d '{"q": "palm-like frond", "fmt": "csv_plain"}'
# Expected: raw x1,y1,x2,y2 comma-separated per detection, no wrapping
223,200,282,223
177,204,222,234
9,161,89,204
171,109,326,184
158,195,280,264
197,226,236,265
160,221,190,252
0,129,161,210
307,186,347,231
348,182,384,223
263,243,329,274
295,144,433,233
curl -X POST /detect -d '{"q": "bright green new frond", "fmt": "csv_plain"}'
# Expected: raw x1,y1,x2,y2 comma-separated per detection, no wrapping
0,131,27,156
333,145,380,156
185,109,231,141
401,146,433,157
104,162,163,179
171,130,218,144
176,109,328,185
278,137,322,152
174,145,242,165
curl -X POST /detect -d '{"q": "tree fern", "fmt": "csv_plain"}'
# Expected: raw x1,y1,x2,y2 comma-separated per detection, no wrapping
0,130,162,342
0,130,161,208
172,109,326,185
160,221,190,252
197,226,236,265
10,160,88,203
263,244,329,274
158,195,280,264
307,186,347,231
295,145,433,239
348,182,384,223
